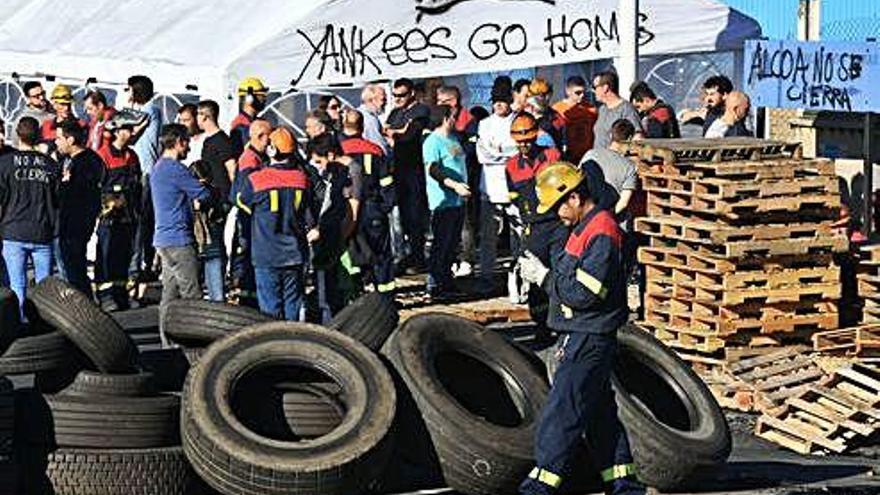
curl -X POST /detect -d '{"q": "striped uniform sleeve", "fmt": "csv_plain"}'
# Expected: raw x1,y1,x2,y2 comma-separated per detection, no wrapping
542,233,618,311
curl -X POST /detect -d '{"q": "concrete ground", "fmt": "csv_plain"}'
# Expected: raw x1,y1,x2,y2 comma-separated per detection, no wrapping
106,305,880,495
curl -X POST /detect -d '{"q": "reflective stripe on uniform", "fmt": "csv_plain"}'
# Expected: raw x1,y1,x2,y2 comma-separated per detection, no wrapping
294,190,303,210
236,193,252,215
377,281,396,293
560,304,573,319
576,269,607,299
528,467,563,488
364,154,373,175
380,176,394,187
270,190,280,212
600,463,637,482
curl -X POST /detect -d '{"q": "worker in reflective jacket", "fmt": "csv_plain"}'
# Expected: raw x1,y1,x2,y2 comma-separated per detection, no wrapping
95,115,142,311
506,112,567,333
232,127,314,320
517,162,644,495
230,119,272,308
340,110,397,295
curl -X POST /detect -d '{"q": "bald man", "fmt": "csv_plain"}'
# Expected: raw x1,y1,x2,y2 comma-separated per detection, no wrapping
230,118,272,307
704,91,753,138
358,84,390,154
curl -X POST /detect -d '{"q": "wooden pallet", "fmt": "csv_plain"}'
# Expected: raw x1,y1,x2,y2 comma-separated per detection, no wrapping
644,301,838,337
399,296,532,324
813,326,880,357
726,347,826,412
641,172,840,200
631,137,803,165
754,365,880,454
645,191,840,221
644,265,840,305
638,246,835,274
647,234,849,259
636,217,836,244
859,244,880,263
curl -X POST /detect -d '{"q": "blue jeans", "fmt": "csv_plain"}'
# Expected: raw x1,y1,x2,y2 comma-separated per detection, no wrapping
2,240,54,318
254,266,304,321
55,232,93,300
203,256,226,302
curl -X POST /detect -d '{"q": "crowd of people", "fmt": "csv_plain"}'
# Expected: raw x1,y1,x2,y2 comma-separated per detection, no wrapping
0,71,752,337
0,69,756,495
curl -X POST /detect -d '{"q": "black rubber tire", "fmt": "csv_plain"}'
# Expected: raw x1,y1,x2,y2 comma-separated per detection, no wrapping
163,299,273,346
0,288,20,353
62,370,156,398
0,377,13,456
182,322,396,495
612,324,731,491
45,393,180,449
46,446,196,495
279,382,345,439
29,277,137,373
0,332,75,375
327,292,399,351
181,346,206,366
385,313,549,495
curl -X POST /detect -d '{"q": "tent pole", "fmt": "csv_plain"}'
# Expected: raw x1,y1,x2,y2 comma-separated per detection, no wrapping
616,0,639,99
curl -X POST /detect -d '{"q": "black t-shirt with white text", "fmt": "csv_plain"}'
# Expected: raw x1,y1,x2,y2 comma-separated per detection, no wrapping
0,150,60,243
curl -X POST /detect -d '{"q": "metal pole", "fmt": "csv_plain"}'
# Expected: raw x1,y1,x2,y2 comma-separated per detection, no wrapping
864,112,873,237
616,0,639,99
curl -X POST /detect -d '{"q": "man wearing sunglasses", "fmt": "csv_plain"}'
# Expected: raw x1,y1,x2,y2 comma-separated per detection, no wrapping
552,76,598,163
19,81,53,126
591,71,642,150
384,78,431,274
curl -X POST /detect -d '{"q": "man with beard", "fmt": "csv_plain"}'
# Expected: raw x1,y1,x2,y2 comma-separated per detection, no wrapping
54,120,104,298
151,124,212,347
177,104,204,166
679,75,733,137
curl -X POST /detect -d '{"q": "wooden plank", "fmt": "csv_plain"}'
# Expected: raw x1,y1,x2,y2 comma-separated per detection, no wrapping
645,191,840,221
728,346,808,374
636,217,837,244
640,172,839,200
756,414,847,453
648,234,849,259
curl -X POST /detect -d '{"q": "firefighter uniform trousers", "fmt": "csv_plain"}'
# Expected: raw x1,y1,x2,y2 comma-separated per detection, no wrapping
96,219,134,308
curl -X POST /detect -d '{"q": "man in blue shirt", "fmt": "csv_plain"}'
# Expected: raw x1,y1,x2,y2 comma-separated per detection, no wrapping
422,104,471,301
128,75,163,300
150,124,210,347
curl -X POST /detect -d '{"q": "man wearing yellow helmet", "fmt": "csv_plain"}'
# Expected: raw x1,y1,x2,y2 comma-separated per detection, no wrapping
230,77,269,154
41,84,84,144
517,162,643,495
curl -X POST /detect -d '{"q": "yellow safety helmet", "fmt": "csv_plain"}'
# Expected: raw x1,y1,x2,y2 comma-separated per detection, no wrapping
238,77,268,97
536,161,584,214
51,84,73,104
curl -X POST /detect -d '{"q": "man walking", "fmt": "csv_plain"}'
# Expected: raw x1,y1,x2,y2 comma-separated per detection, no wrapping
517,162,644,495
55,120,104,298
151,124,211,347
0,117,60,318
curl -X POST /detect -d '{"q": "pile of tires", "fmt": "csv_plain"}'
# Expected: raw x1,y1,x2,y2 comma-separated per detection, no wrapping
2,277,197,495
0,376,15,495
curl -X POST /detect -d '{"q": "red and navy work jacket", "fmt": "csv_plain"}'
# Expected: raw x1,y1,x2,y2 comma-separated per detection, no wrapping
641,100,681,139
97,143,141,223
232,162,314,268
506,145,562,225
229,111,255,155
340,137,395,215
543,208,628,334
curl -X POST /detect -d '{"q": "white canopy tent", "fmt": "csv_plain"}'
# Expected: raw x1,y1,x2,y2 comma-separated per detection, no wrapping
0,0,759,121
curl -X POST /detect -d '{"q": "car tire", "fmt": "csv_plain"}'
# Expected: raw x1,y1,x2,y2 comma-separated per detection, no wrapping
29,277,137,373
612,324,731,490
62,370,157,398
385,313,549,495
181,322,396,495
0,332,75,375
327,292,398,351
162,299,273,346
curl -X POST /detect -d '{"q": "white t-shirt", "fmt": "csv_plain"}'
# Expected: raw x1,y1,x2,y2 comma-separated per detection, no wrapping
476,113,517,203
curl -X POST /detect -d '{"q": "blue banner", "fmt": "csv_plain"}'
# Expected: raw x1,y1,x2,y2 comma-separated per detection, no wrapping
743,39,879,112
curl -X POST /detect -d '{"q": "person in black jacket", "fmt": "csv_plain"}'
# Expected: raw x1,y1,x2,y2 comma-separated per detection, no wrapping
54,120,104,299
0,117,60,318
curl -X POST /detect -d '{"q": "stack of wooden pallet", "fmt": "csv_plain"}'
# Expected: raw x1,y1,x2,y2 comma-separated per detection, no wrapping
632,138,848,358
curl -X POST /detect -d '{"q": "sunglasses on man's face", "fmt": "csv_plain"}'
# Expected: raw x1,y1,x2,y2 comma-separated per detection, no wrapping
328,104,340,110
572,89,585,96
392,92,410,99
